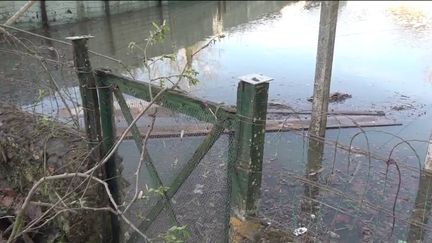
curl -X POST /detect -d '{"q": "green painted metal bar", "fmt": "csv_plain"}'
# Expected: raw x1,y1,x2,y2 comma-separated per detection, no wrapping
68,35,118,243
94,69,236,127
225,131,237,242
167,123,224,198
111,87,178,226
97,83,121,243
127,122,225,243
111,88,144,151
230,75,270,219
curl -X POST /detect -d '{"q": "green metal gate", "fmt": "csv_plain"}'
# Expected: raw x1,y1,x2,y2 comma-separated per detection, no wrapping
70,36,271,242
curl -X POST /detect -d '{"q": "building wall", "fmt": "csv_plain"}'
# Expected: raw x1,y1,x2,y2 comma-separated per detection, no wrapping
0,1,160,29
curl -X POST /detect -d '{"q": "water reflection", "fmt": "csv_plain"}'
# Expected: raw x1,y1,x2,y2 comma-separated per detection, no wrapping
103,4,116,56
2,1,432,241
0,1,291,106
3,1,432,110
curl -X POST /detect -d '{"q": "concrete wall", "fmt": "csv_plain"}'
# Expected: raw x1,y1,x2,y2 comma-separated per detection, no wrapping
0,1,160,29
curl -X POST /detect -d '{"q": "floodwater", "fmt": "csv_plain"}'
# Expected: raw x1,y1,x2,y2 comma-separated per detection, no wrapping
3,1,432,242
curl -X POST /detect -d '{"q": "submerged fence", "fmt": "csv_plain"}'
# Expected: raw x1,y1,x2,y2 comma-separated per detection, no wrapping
2,1,432,241
70,35,273,242
1,24,431,242
67,34,432,242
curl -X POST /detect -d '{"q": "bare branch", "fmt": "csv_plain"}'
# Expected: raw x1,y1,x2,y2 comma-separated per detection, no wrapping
7,173,151,243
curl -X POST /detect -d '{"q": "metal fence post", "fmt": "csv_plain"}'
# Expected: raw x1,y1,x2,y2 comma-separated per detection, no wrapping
67,36,120,243
97,79,121,243
225,131,237,242
230,74,271,219
66,35,102,158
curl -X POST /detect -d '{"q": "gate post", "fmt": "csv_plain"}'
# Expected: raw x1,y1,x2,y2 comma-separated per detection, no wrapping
66,35,101,157
97,78,121,243
230,74,271,219
67,36,120,243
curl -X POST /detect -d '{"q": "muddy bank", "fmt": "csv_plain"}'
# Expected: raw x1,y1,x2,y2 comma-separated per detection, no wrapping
0,103,112,242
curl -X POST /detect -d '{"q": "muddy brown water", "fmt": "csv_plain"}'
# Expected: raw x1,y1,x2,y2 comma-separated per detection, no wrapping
2,1,432,242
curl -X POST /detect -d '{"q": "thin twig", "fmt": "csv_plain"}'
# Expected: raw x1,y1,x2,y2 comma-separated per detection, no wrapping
7,173,151,243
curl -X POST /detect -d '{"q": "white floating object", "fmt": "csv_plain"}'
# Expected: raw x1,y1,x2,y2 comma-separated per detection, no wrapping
293,227,308,236
193,184,204,194
329,231,340,239
173,158,179,167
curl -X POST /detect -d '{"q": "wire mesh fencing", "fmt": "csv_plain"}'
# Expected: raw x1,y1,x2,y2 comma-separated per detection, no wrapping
2,13,432,243
257,116,432,242
110,95,233,242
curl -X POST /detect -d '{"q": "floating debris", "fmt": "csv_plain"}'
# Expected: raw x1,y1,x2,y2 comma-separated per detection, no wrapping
391,104,414,111
293,227,308,236
308,167,324,176
307,92,352,103
268,102,291,109
193,184,204,194
328,231,340,239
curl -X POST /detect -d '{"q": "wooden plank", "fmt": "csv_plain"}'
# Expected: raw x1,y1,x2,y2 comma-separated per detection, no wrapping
266,115,402,131
113,115,401,139
57,106,386,119
267,109,385,116
127,122,225,242
95,70,236,128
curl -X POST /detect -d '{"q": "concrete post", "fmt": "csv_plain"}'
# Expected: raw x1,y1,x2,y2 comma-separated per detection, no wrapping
308,1,339,138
